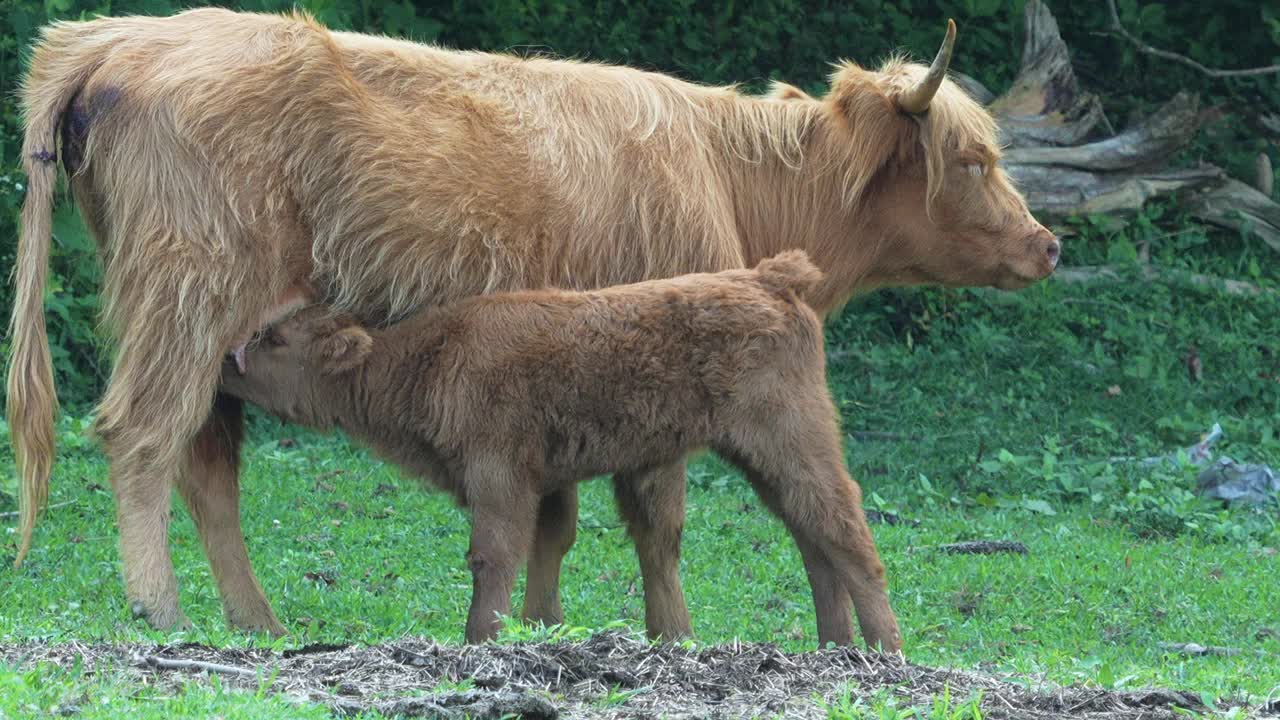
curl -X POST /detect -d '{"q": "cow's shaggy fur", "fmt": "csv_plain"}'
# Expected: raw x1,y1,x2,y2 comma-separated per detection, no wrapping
8,8,1057,642
218,252,902,649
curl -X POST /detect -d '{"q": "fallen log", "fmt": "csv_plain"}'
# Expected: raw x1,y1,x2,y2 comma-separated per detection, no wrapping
1188,178,1280,253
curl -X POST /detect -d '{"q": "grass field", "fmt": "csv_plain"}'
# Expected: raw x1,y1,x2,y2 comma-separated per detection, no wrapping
3,260,1279,718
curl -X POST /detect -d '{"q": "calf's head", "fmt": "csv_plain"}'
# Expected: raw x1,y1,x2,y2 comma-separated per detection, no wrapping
801,20,1060,290
220,307,373,425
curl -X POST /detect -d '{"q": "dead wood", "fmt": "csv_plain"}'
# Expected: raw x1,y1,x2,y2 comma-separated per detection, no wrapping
0,499,75,520
988,0,1106,148
987,0,1280,253
137,654,258,678
1188,178,1280,253
1104,0,1280,79
1157,642,1242,658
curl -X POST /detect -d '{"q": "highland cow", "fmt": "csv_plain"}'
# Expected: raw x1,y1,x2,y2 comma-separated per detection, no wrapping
8,8,1057,644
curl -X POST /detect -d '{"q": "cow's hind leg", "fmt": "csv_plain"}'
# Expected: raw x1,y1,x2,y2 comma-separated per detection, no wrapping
175,393,285,635
522,487,577,628
613,459,693,641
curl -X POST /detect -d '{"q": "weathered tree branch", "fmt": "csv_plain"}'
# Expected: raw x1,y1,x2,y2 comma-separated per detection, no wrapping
139,654,259,678
0,499,76,520
1003,92,1206,172
1256,154,1274,197
1106,0,1280,78
1189,179,1280,253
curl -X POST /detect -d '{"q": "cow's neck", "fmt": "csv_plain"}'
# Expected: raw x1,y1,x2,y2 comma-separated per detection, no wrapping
712,100,897,316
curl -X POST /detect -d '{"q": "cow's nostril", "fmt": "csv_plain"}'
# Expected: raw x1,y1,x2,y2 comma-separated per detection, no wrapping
1046,241,1060,267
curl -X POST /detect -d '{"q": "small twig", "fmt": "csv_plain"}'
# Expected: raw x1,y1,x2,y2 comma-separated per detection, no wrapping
938,541,1029,556
847,431,920,442
1106,0,1280,78
825,348,869,364
0,499,76,520
972,436,987,467
1067,690,1110,714
141,654,259,678
1157,642,1242,657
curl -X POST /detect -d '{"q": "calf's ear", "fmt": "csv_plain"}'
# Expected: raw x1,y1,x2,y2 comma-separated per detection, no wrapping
321,327,373,373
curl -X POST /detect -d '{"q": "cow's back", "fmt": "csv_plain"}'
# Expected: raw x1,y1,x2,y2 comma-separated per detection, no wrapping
325,29,749,299
52,8,748,325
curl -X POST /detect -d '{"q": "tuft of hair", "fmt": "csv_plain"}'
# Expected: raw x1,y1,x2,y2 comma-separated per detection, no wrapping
752,250,824,300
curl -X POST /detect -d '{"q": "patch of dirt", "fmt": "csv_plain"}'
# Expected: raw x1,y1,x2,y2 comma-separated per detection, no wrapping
0,633,1246,719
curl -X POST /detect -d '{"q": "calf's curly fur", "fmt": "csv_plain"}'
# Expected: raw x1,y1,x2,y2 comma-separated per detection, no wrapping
219,252,902,650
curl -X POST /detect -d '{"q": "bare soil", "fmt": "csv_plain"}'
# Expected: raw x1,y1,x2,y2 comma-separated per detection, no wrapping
2,632,1256,718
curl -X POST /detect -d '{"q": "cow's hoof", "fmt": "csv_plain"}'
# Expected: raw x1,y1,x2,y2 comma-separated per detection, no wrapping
228,614,288,638
129,599,191,631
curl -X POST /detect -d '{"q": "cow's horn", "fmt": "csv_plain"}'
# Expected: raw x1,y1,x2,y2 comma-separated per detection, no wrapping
898,19,957,114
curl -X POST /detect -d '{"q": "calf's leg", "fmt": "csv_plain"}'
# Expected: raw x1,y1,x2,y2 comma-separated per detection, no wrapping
521,487,578,628
718,396,901,652
747,478,854,647
175,393,285,635
613,459,693,641
464,462,539,643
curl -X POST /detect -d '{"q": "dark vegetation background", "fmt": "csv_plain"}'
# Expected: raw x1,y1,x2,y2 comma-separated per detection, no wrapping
0,0,1277,406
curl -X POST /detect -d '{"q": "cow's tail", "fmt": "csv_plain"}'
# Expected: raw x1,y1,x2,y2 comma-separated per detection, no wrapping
8,19,103,567
753,250,824,301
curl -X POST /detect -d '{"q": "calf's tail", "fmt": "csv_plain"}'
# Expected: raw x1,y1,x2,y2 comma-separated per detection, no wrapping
753,250,824,300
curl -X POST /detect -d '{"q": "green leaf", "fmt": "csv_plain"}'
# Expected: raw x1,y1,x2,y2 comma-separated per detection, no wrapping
1023,499,1057,516
1106,237,1139,265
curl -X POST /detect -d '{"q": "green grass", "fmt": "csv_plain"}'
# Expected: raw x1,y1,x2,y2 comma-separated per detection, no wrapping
0,663,349,719
2,259,1279,717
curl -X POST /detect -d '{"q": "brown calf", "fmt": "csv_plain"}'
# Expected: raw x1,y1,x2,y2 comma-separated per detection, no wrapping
218,252,901,650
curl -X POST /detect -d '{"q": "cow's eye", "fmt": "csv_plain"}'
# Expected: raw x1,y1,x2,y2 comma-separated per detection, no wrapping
965,163,985,177
264,331,287,347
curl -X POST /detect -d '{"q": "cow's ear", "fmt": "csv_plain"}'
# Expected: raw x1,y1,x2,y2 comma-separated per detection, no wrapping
826,63,896,127
320,326,372,373
824,63,914,201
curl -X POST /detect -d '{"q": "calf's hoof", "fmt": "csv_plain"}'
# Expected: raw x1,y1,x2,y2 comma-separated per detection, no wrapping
521,603,564,630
